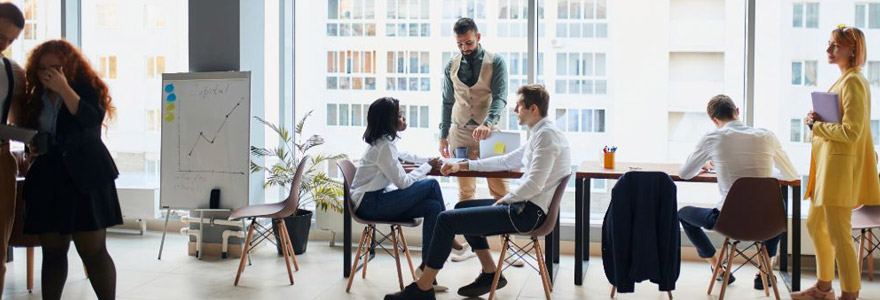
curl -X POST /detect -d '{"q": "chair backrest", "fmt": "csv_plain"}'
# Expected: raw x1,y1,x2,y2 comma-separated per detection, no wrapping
713,177,785,242
852,205,880,229
337,159,369,224
529,174,571,238
269,155,310,219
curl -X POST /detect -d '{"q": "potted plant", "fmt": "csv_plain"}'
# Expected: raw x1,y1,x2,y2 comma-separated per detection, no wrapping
250,111,346,255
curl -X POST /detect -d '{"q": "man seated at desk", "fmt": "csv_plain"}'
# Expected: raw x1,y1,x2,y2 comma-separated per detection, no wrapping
384,84,570,300
678,95,798,290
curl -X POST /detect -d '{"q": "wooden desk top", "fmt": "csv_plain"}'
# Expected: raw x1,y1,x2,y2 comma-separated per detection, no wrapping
403,163,523,179
576,161,801,186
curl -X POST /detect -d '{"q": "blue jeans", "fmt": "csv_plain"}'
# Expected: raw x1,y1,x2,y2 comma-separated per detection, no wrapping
678,206,780,259
356,179,445,263
424,199,546,270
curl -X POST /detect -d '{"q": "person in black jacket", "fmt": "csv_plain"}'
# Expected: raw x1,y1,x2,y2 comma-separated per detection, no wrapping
18,39,121,300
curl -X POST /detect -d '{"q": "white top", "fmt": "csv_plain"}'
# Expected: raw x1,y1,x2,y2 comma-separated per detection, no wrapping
679,120,798,209
350,136,433,210
468,117,571,213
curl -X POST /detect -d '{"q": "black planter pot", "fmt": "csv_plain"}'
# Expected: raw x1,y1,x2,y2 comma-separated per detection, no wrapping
272,209,312,255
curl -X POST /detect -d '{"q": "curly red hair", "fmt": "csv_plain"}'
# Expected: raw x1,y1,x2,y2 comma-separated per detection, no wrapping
17,39,113,129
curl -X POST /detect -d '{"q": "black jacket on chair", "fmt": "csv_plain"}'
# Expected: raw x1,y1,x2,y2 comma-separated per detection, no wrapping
38,82,118,193
601,171,680,293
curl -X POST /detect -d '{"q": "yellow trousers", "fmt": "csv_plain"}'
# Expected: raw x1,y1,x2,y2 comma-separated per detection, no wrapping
806,200,860,292
447,125,509,201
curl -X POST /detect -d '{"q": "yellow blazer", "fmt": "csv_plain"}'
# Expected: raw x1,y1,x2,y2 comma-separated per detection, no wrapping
804,68,880,207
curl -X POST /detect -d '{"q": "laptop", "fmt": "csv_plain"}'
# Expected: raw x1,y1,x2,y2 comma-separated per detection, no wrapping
0,124,37,143
479,131,521,159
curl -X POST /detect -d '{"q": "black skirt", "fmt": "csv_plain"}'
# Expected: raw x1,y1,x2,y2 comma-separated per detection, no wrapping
22,151,123,234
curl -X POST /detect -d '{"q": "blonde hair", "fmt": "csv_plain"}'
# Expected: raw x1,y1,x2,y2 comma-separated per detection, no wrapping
832,26,867,69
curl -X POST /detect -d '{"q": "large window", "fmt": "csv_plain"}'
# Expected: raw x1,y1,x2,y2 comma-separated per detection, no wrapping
755,0,877,217
82,0,188,188
299,0,755,222
299,0,532,213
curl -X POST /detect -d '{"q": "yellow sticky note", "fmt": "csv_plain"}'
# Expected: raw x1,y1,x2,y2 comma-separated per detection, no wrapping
493,142,506,154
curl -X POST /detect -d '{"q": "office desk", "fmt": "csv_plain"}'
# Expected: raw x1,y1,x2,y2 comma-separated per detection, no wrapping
343,167,564,285
574,162,803,291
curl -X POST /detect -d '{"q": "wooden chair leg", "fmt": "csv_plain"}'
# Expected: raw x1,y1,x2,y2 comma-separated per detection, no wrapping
362,226,373,279
346,227,370,293
859,230,867,275
280,219,299,271
234,219,257,286
718,241,736,300
533,238,552,300
534,237,552,292
390,226,405,291
277,219,295,285
868,230,875,281
397,227,416,281
757,244,770,297
707,238,729,294
761,244,782,300
26,247,34,292
488,236,510,300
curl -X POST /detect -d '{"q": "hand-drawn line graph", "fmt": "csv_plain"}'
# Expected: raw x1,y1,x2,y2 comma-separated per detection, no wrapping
175,81,248,175
187,100,242,156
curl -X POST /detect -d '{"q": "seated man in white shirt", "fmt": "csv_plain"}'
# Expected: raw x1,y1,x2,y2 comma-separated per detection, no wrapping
678,95,798,290
384,84,571,300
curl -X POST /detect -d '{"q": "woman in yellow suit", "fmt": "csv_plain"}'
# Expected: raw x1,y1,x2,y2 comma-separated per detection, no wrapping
793,25,880,300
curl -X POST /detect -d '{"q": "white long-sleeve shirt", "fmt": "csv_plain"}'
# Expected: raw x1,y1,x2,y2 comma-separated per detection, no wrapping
468,117,571,213
350,136,432,210
679,120,798,209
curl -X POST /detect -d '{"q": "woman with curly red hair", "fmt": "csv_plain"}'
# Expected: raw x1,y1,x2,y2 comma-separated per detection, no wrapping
17,39,121,300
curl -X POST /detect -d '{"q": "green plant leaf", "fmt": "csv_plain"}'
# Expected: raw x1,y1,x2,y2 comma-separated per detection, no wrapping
294,110,313,135
250,146,271,157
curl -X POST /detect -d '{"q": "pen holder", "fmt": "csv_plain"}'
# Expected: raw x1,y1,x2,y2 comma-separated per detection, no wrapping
603,152,615,169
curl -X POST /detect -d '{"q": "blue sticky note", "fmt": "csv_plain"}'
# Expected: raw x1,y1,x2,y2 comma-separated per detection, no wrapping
167,93,177,102
164,84,174,93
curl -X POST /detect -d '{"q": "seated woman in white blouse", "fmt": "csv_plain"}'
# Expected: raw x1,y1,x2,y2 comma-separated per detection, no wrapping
351,97,460,291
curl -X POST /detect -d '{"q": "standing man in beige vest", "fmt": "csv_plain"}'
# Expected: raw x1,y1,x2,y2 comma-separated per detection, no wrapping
0,3,25,296
439,18,515,264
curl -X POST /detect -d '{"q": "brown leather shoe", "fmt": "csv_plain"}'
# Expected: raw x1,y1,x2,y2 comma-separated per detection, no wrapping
791,285,836,300
837,291,859,300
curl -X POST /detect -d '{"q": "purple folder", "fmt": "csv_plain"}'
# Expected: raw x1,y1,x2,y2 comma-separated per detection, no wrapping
811,92,841,123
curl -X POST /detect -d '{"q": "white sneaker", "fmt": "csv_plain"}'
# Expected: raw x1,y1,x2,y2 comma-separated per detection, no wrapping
450,243,477,262
506,256,525,267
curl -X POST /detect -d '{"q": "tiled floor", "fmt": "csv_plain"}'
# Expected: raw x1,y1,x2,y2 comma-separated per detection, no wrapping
2,232,879,299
